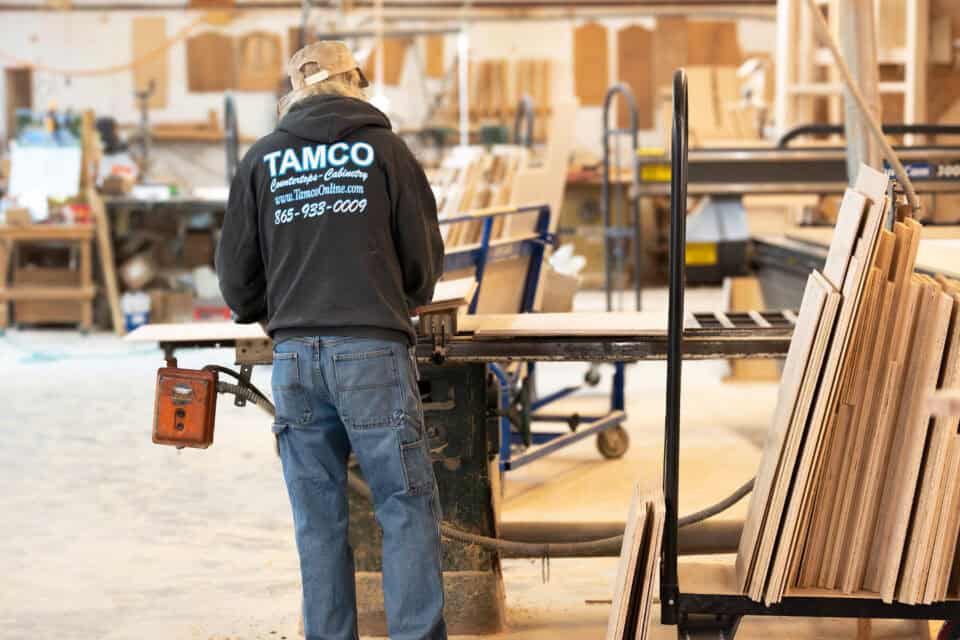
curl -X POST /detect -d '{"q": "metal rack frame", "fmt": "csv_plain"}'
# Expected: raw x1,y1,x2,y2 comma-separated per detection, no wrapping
602,83,643,312
658,68,960,638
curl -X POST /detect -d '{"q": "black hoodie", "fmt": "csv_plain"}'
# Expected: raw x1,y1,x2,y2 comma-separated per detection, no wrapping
216,95,443,345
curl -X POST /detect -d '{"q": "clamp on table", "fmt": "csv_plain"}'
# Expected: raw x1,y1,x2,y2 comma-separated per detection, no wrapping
418,308,459,365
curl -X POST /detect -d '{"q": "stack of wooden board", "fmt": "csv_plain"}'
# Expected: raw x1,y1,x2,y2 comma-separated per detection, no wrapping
606,486,665,640
431,146,528,247
737,163,960,605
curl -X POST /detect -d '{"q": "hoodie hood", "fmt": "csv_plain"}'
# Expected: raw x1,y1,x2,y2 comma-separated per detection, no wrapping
277,94,392,143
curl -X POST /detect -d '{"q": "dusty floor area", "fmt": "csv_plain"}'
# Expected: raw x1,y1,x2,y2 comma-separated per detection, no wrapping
1,288,930,638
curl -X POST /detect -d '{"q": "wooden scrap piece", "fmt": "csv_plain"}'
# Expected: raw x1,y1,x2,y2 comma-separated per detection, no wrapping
606,487,664,640
417,277,477,313
131,16,168,108
573,22,609,107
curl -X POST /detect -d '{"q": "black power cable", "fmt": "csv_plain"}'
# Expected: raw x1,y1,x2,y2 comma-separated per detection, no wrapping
213,366,755,556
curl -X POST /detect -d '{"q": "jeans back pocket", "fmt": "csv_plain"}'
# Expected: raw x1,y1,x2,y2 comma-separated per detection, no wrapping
272,351,312,426
332,346,402,429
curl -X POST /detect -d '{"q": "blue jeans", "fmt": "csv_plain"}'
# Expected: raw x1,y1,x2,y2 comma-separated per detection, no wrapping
271,336,447,640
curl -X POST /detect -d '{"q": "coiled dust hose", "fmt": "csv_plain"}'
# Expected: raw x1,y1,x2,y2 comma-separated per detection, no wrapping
215,375,755,557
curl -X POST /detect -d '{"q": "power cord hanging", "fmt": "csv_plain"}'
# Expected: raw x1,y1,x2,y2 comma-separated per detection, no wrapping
213,366,755,556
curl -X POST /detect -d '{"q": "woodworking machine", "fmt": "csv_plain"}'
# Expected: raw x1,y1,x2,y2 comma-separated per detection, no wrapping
131,307,792,635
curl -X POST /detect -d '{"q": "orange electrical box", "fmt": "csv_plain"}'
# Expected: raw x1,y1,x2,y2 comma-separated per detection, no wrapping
153,367,218,449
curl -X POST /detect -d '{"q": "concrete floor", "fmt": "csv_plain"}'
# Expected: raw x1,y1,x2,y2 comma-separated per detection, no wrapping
1,288,929,639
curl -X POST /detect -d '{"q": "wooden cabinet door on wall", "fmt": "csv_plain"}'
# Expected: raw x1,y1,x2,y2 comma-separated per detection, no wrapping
617,25,653,130
237,31,283,92
573,22,609,107
186,32,235,92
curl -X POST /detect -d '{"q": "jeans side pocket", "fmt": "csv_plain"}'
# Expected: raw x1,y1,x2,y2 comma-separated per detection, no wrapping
400,438,434,497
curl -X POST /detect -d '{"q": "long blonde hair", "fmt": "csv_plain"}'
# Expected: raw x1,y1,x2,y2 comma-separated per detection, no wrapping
278,67,367,117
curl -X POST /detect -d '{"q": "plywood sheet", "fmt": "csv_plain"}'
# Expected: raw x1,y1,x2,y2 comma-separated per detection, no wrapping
132,16,168,109
573,22,609,107
736,270,834,593
417,277,477,313
905,292,960,603
616,25,653,129
822,190,869,288
605,487,664,640
472,311,671,338
236,31,283,92
874,282,954,602
186,32,235,92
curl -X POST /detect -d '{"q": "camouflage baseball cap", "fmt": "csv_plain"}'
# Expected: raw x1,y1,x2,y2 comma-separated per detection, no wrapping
287,40,369,89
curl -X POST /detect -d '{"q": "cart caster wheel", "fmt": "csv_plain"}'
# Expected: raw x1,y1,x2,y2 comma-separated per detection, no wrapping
597,425,629,459
584,366,602,387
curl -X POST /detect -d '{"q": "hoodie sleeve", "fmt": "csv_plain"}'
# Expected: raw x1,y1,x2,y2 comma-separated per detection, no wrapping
387,137,444,311
216,157,267,324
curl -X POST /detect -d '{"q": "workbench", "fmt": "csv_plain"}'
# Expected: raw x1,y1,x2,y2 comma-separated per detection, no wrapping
0,223,97,331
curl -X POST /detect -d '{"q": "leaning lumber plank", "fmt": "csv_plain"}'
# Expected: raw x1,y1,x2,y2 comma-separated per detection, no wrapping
798,246,877,589
760,281,842,602
736,271,834,594
823,189,869,288
606,487,664,640
821,235,894,589
637,496,665,640
847,221,923,591
831,275,896,591
820,265,887,589
88,188,125,335
875,281,953,603
908,291,960,603
794,169,889,590
607,484,645,640
838,276,906,591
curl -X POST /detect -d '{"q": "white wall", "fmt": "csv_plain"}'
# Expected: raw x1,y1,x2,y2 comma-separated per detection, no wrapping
0,9,776,187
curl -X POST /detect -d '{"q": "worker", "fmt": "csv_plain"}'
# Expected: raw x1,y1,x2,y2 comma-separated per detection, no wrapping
216,41,447,640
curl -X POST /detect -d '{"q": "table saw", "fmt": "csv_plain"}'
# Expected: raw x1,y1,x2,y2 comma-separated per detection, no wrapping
128,310,791,635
